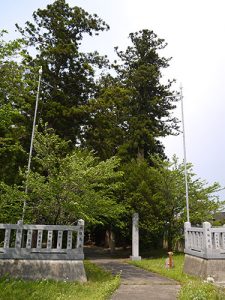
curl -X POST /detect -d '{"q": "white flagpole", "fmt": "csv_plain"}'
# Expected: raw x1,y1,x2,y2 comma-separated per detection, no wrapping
180,84,190,222
22,67,42,221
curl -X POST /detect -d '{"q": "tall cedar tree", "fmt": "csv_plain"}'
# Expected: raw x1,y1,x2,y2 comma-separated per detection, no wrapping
115,30,179,160
16,0,109,143
85,30,179,161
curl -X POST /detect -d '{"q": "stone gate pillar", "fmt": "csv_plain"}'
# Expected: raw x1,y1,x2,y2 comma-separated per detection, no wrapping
130,213,141,261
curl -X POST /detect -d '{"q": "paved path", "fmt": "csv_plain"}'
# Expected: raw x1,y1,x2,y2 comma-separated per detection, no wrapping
90,258,180,300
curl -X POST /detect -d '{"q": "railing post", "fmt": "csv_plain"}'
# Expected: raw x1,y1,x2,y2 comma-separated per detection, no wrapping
57,231,63,249
37,230,43,249
184,222,191,250
77,219,84,250
214,232,220,250
47,230,53,249
67,230,72,249
203,222,212,258
26,229,33,249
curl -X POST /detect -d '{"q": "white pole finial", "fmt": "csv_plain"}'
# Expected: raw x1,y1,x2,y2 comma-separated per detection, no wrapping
39,66,43,75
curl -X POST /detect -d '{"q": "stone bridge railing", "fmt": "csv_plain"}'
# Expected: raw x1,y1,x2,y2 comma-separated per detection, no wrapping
0,219,84,260
184,221,225,259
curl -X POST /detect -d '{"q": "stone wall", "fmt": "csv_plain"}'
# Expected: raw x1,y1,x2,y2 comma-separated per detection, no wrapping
183,254,225,283
0,259,87,282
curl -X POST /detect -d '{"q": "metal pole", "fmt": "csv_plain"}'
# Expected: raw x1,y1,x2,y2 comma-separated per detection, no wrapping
180,85,190,222
22,67,42,221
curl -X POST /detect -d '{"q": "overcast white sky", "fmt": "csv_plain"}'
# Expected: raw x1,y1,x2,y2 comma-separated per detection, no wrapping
1,0,225,198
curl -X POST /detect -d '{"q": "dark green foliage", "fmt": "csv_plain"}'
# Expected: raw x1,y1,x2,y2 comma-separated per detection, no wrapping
16,0,110,143
84,81,132,160
85,30,179,161
114,30,179,160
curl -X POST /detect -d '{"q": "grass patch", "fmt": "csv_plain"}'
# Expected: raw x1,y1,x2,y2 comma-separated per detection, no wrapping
130,253,225,300
0,260,120,300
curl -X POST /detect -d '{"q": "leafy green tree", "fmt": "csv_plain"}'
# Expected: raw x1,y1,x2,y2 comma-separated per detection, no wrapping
16,0,110,143
0,129,125,224
123,156,222,249
20,129,125,225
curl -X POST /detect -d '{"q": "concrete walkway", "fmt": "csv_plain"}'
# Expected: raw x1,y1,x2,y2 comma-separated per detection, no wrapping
90,258,180,300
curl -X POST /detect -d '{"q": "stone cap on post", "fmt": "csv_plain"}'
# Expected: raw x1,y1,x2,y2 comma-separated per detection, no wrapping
184,222,191,229
77,219,85,226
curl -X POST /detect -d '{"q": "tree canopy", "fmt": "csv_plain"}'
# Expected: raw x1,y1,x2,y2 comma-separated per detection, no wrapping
84,30,179,161
16,0,110,143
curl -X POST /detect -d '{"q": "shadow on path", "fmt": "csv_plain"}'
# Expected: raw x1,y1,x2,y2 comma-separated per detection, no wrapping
84,245,131,259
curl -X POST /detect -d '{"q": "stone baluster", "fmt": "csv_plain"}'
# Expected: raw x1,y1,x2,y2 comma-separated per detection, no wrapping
193,231,197,249
47,230,53,249
190,232,194,249
67,230,72,249
26,229,33,249
4,229,11,248
196,232,200,249
214,232,220,250
200,232,204,250
57,231,63,249
37,230,43,249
